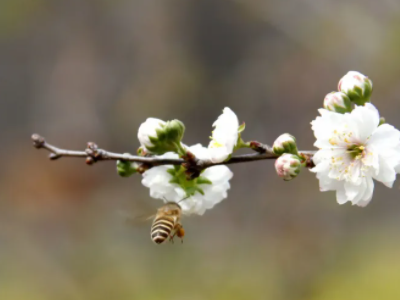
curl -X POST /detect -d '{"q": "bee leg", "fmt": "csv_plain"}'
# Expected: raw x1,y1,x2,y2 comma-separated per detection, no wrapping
169,224,182,244
169,234,175,244
175,223,184,244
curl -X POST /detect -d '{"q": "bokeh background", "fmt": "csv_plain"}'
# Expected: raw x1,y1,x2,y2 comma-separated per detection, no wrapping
2,0,400,299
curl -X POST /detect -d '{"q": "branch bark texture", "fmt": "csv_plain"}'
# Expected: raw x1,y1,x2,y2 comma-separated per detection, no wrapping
31,133,316,170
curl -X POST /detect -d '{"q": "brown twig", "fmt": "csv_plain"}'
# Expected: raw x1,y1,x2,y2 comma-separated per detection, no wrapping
31,133,316,169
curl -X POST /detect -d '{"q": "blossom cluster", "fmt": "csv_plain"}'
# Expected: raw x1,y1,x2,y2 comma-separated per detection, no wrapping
311,71,400,206
117,71,399,214
126,108,244,215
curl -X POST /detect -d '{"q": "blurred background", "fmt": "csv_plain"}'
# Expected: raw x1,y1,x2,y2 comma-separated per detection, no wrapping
1,0,400,299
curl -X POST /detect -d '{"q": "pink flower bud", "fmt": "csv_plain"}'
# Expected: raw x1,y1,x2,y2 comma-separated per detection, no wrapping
338,71,373,106
323,92,352,113
272,133,298,155
275,154,302,181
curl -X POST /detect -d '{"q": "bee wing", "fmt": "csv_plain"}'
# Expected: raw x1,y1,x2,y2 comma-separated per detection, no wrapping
117,210,155,227
116,195,159,227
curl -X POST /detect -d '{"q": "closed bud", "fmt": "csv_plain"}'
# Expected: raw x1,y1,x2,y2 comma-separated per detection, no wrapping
273,133,298,155
116,159,138,177
137,118,186,155
161,119,185,147
338,71,373,106
275,154,302,181
323,92,352,113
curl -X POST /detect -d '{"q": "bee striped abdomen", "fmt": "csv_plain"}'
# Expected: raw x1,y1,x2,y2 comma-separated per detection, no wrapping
151,216,175,244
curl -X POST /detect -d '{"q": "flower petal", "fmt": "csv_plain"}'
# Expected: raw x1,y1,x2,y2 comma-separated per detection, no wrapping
355,177,374,207
368,124,400,151
350,104,380,141
336,184,348,204
344,180,364,201
373,154,396,188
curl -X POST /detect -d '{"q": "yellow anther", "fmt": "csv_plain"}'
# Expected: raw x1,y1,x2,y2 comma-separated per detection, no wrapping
329,138,337,146
210,140,224,148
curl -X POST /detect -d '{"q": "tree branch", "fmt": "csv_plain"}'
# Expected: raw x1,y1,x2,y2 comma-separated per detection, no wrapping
31,133,316,170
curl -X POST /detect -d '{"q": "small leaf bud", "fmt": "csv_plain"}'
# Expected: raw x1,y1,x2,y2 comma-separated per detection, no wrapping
273,133,298,155
323,92,352,113
338,71,373,106
275,154,302,181
116,159,138,177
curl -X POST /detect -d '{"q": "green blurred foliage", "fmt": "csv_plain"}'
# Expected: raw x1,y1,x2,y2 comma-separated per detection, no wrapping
0,0,45,38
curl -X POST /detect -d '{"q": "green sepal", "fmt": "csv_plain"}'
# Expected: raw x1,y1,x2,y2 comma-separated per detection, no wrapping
166,166,212,197
145,119,186,155
196,176,212,185
238,122,245,133
273,134,298,156
346,84,372,106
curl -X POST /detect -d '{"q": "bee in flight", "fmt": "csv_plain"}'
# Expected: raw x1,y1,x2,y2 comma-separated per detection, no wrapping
151,202,185,244
122,197,188,244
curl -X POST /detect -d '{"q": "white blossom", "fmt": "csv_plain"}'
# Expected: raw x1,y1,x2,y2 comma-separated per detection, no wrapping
141,144,233,215
208,107,239,163
311,103,400,206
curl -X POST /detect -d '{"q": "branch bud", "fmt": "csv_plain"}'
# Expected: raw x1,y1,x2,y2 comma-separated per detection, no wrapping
86,157,95,165
138,118,186,155
272,133,298,155
275,154,302,181
116,158,139,177
338,71,373,106
31,133,45,148
323,92,352,113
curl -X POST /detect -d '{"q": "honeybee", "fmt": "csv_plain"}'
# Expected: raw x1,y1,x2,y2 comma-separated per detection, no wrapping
122,198,187,245
150,202,184,244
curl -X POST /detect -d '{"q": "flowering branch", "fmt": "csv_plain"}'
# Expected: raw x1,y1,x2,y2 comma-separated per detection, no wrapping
29,70,400,236
31,134,316,170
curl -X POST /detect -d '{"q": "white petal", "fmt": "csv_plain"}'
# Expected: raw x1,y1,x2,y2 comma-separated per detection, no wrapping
202,165,233,184
336,184,348,204
311,158,330,173
188,144,211,161
208,107,239,163
355,177,374,207
368,124,400,151
208,147,231,163
350,104,379,141
344,180,364,201
373,154,396,188
311,110,345,141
